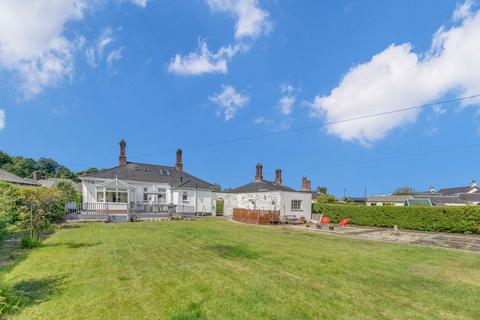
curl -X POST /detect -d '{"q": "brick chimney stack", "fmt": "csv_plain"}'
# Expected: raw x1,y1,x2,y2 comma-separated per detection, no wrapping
274,168,282,185
301,176,311,192
119,139,127,167
255,163,263,182
176,149,183,173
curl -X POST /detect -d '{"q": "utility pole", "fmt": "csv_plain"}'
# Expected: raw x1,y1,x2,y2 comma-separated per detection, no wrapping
364,186,367,205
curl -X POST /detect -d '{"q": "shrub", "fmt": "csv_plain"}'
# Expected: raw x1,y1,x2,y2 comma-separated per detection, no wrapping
0,286,23,317
315,204,480,234
20,237,40,248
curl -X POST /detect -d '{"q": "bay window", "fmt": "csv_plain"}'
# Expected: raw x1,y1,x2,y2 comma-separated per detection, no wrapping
96,187,128,203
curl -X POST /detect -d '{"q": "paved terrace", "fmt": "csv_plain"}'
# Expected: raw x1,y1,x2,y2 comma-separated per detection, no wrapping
284,224,480,253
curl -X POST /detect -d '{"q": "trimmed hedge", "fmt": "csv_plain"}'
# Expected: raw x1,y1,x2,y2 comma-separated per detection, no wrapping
315,204,480,234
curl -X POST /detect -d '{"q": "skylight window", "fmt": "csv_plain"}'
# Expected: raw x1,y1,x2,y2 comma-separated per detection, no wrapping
160,169,170,175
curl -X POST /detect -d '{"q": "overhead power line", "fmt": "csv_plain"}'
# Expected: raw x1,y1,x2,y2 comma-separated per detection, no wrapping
313,143,480,169
131,94,480,159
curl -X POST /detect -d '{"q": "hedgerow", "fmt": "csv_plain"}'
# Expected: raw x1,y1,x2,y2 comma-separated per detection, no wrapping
314,204,480,234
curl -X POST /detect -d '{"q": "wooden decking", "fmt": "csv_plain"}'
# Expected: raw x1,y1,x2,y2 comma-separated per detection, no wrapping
232,208,280,225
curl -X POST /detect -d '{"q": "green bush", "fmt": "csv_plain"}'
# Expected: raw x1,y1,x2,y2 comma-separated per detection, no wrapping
0,286,23,316
315,204,480,234
20,237,40,248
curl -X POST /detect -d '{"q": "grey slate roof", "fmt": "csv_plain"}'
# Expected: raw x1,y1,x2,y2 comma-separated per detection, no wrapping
0,169,38,186
416,196,468,206
437,186,478,196
458,193,480,203
367,196,413,203
81,162,216,190
226,180,299,193
38,178,82,192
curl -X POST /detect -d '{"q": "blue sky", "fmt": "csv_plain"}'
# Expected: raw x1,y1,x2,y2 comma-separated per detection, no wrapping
1,0,480,197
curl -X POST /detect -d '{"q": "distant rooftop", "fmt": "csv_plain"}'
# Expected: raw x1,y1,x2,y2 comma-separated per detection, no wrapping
0,169,38,186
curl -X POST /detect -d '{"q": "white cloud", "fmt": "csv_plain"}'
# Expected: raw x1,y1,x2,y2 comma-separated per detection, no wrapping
168,40,247,76
86,28,118,67
206,0,272,39
253,116,273,125
128,0,150,7
0,0,88,98
106,47,123,68
0,109,5,130
453,0,474,21
209,85,250,120
278,84,296,115
310,3,480,145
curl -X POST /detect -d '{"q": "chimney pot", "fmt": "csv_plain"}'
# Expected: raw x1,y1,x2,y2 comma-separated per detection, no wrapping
255,163,263,182
176,149,183,172
301,176,312,192
119,139,127,166
275,168,282,185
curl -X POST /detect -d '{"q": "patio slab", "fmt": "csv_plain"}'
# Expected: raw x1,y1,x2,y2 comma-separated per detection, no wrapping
287,224,480,252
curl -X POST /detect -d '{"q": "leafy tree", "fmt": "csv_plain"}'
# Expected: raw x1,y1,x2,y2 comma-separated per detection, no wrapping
0,150,82,181
392,185,416,195
17,188,65,240
0,151,12,167
316,186,328,194
37,158,60,178
57,165,79,181
213,183,222,192
56,181,80,204
2,157,36,178
216,199,224,214
78,167,100,176
0,182,20,247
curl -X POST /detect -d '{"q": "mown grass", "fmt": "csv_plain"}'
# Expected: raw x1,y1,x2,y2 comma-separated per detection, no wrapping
1,219,480,319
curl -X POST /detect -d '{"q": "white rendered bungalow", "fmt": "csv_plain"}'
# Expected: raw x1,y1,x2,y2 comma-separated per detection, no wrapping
217,163,312,220
81,140,217,215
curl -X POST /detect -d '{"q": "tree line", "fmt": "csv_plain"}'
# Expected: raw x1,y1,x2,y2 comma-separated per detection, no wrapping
0,150,101,182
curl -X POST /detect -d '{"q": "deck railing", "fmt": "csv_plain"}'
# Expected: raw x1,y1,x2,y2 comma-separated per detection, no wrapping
65,202,196,215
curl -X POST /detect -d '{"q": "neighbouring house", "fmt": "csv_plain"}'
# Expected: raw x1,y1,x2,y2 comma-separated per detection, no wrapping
0,168,38,186
437,180,479,195
33,172,82,192
366,195,413,206
411,180,480,206
217,164,312,220
80,140,217,215
368,180,480,207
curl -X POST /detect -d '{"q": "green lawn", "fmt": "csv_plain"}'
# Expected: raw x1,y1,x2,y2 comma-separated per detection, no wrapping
1,220,480,319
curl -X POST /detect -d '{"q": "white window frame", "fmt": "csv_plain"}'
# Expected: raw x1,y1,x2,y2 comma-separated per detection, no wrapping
291,200,303,211
96,187,128,204
182,191,188,203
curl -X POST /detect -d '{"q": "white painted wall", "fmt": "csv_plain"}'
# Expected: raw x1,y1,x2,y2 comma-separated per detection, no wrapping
218,191,312,220
81,178,215,213
279,191,312,219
